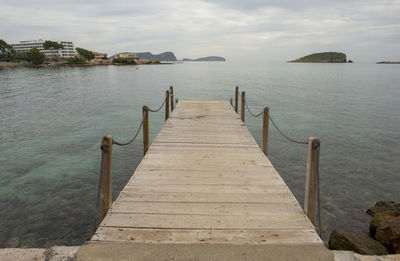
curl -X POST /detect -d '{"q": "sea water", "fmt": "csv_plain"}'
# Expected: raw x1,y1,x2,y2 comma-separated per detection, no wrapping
0,62,399,247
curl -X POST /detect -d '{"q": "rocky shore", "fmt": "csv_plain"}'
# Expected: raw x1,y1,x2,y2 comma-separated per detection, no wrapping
0,59,165,68
329,201,400,255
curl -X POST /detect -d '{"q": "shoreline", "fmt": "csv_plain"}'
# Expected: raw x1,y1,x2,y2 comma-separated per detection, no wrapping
0,61,172,68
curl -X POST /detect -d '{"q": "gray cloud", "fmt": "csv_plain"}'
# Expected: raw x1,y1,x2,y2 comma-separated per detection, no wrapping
0,0,399,62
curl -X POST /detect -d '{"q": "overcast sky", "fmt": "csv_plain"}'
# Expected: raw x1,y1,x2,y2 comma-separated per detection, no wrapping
1,0,399,62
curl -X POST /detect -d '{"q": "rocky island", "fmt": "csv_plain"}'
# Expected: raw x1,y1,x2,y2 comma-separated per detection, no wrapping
290,52,349,63
376,61,400,64
183,56,226,61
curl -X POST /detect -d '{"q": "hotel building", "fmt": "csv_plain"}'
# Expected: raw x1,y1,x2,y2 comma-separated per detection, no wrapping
11,39,75,59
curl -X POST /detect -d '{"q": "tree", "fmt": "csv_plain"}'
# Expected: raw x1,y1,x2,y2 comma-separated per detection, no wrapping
76,47,94,61
0,39,15,61
67,57,86,64
43,41,64,50
26,48,45,65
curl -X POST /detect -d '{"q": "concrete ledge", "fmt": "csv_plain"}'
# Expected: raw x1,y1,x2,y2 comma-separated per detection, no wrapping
0,246,79,261
333,251,400,261
0,248,46,261
77,243,334,261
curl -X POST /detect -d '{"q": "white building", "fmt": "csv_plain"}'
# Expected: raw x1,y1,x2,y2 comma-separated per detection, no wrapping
11,39,75,59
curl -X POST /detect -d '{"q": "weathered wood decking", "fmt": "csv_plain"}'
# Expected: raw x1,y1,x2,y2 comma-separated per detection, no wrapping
80,101,329,260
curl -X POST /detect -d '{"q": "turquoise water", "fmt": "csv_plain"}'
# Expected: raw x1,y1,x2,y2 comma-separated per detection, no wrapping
0,62,399,247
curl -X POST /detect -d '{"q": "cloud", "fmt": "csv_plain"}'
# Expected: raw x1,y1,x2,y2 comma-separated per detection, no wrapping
0,0,399,62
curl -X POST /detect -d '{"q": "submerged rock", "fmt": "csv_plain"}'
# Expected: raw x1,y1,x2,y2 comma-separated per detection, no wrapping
0,237,20,248
367,201,400,217
328,230,388,255
368,201,400,254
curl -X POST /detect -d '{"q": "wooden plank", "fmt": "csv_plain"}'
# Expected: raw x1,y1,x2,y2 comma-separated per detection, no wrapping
109,202,304,216
117,191,297,203
92,228,322,245
100,213,314,230
132,169,277,177
123,184,291,194
129,177,282,186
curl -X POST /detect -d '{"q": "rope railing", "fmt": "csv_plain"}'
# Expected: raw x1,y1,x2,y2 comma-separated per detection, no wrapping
94,87,176,230
244,96,263,118
269,115,308,145
148,96,167,112
231,86,321,236
112,118,144,146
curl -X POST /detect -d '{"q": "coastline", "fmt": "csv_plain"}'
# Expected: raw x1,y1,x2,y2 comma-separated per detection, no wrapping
0,61,171,68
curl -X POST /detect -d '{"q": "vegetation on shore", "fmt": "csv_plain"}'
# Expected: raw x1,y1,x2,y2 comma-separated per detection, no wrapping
112,57,137,64
76,48,94,61
25,48,45,65
43,41,64,50
67,57,86,65
290,52,348,63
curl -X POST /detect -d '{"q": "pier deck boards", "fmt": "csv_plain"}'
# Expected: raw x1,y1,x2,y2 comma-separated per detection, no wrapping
91,101,322,247
78,101,331,260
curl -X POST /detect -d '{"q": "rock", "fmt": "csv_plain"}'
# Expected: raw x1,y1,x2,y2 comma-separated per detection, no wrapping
375,216,400,254
0,237,20,248
371,213,392,236
329,230,388,255
368,201,400,254
367,201,400,217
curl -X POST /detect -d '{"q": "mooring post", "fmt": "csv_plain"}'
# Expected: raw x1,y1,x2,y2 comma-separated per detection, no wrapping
262,107,269,156
230,98,233,107
241,91,245,122
170,86,174,112
304,137,320,225
143,105,150,155
175,98,178,105
235,86,239,113
165,90,170,122
100,135,112,221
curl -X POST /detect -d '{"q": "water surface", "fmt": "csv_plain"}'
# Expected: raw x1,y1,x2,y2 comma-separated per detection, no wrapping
0,62,399,247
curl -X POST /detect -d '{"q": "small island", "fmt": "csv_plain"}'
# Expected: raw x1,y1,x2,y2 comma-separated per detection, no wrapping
183,56,226,61
376,61,400,64
289,52,349,63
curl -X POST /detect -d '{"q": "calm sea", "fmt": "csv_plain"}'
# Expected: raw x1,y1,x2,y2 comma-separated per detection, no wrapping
0,62,399,247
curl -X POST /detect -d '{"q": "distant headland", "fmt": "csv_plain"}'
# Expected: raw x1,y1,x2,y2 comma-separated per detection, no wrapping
376,61,400,64
182,56,226,62
289,52,351,63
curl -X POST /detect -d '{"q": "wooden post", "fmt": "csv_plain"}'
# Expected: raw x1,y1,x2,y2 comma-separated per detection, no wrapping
165,90,170,122
241,91,245,122
143,105,149,155
262,107,269,156
170,86,174,112
230,98,233,107
100,135,112,221
175,98,178,105
304,137,320,225
234,86,239,113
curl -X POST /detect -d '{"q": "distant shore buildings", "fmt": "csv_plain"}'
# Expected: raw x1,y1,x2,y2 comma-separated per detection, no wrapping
11,39,75,59
115,52,138,59
93,52,107,59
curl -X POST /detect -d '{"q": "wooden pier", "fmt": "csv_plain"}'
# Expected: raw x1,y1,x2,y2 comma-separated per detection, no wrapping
78,99,332,260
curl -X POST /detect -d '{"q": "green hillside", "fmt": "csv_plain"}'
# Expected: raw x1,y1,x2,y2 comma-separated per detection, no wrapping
290,52,347,63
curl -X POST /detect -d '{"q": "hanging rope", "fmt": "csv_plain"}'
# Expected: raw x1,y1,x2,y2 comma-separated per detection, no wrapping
148,96,166,112
112,118,144,146
269,115,308,145
244,96,263,118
